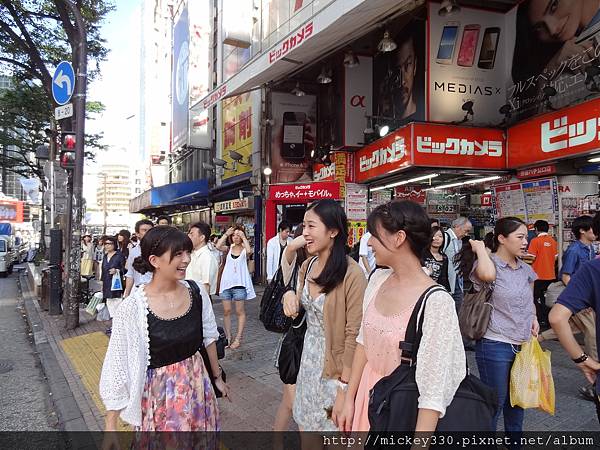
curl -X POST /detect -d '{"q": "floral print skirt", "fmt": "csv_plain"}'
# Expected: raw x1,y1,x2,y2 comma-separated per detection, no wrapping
137,351,219,432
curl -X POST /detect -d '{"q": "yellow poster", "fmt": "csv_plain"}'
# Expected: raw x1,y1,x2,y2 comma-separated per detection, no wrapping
348,221,367,247
221,93,253,180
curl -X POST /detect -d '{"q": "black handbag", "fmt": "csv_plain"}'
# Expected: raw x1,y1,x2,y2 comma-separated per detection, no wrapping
278,310,306,384
368,285,497,436
259,265,298,333
187,280,227,398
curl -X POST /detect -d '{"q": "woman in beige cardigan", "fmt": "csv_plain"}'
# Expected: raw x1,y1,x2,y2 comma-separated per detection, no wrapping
283,199,366,448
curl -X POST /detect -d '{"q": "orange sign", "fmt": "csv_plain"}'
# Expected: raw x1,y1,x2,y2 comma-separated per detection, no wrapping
412,123,505,170
508,97,600,167
0,199,23,222
313,152,354,182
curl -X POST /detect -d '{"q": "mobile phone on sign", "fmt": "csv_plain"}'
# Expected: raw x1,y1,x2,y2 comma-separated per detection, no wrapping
436,22,459,65
281,112,306,160
478,27,500,69
457,24,480,67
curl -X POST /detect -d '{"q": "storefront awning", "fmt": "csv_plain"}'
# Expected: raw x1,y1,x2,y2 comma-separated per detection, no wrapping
129,179,209,213
193,0,415,112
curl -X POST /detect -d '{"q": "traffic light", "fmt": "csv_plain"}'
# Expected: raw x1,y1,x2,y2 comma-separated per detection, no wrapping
60,132,76,170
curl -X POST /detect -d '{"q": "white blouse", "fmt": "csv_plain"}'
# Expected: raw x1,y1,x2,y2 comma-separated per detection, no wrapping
357,269,466,418
99,281,219,427
219,248,256,299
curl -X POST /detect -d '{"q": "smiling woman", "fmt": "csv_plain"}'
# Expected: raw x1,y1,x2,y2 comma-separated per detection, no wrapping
99,225,230,439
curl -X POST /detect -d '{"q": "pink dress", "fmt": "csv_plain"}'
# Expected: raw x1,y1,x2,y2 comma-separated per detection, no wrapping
351,288,416,431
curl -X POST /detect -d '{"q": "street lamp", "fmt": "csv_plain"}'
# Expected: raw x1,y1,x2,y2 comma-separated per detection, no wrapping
34,145,49,254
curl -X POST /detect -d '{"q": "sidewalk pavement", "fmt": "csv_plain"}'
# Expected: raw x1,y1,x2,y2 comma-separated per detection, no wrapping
21,264,600,433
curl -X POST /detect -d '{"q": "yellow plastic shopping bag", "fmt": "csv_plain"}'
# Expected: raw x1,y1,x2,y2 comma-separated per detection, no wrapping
510,337,555,415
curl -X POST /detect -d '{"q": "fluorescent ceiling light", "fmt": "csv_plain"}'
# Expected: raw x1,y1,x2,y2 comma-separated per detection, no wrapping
589,156,600,163
371,174,439,192
425,175,501,191
483,191,491,195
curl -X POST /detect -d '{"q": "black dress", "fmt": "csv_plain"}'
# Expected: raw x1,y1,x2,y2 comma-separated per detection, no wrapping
101,252,125,299
421,250,451,291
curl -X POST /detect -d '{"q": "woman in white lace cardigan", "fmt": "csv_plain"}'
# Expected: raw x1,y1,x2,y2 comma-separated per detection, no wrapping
336,200,466,432
99,226,229,435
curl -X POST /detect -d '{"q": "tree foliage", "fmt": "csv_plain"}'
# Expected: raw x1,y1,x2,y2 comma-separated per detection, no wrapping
0,0,113,179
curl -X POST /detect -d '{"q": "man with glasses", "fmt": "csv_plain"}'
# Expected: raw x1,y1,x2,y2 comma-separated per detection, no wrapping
444,216,473,312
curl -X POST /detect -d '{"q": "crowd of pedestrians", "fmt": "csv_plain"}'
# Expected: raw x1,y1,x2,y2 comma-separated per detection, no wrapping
96,201,600,445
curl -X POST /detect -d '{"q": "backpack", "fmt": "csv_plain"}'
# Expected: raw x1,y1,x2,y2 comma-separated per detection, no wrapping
368,285,497,436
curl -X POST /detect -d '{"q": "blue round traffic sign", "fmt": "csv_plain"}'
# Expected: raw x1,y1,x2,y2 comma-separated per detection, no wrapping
52,61,75,105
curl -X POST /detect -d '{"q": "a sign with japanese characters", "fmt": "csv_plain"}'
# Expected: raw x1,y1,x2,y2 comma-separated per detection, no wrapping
221,92,254,180
508,97,600,167
268,182,341,203
214,197,252,213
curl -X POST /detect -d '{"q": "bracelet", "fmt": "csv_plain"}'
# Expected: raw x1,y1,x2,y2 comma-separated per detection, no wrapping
572,353,589,364
338,377,349,384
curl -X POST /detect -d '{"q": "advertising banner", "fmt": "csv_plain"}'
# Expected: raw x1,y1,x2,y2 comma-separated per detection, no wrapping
507,1,600,121
268,181,341,202
313,152,354,183
0,199,23,222
221,92,254,180
270,92,316,183
348,221,367,248
374,20,426,126
355,127,411,183
428,2,507,126
172,7,189,150
344,56,372,147
345,183,368,221
508,96,600,167
492,178,559,226
395,185,426,206
412,123,506,169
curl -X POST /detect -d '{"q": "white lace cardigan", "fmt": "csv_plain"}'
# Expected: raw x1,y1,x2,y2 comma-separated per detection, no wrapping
356,269,466,418
99,281,219,427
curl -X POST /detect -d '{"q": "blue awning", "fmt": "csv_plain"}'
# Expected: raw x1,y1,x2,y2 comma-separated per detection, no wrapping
130,179,209,213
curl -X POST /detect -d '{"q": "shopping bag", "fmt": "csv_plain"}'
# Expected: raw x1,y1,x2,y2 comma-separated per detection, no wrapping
96,303,111,321
85,292,103,315
510,338,555,415
110,270,123,291
80,259,94,276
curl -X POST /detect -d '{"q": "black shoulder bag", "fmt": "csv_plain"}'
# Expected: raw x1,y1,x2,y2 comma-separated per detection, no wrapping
259,264,298,333
368,285,497,436
187,280,227,398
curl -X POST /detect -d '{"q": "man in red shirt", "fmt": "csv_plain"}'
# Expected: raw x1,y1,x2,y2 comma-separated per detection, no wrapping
527,220,558,328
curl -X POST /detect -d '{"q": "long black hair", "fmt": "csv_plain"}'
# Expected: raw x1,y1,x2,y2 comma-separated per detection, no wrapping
457,217,526,278
306,199,348,294
367,200,431,257
133,226,193,274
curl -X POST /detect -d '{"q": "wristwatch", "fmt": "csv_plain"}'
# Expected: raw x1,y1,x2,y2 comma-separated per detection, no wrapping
572,353,589,364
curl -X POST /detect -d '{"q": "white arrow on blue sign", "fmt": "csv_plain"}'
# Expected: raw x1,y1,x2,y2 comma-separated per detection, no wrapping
52,61,75,105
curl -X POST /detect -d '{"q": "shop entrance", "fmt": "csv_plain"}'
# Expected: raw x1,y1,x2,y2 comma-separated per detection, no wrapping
281,204,306,229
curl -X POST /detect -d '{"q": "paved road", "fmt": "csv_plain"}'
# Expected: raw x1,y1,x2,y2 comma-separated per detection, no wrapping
0,272,55,431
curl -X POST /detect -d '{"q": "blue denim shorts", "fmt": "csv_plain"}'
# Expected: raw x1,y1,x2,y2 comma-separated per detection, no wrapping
221,287,247,301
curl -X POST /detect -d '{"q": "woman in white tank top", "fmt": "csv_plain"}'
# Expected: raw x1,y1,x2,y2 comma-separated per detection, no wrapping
215,226,256,350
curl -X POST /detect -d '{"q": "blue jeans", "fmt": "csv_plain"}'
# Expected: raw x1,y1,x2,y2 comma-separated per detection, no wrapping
221,287,247,301
476,338,523,435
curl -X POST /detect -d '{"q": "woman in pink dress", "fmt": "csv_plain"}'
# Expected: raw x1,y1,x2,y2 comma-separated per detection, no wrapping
336,200,465,433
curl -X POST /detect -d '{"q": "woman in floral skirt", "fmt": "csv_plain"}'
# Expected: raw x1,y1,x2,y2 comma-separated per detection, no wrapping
99,226,229,447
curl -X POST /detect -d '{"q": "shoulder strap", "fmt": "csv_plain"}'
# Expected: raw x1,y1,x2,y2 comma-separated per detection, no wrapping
187,280,206,343
300,256,318,289
399,285,447,366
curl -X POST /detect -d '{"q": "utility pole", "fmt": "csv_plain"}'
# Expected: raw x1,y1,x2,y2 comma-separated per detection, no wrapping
62,0,87,330
101,172,108,235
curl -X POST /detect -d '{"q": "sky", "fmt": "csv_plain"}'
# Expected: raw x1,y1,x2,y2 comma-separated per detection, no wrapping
84,0,142,203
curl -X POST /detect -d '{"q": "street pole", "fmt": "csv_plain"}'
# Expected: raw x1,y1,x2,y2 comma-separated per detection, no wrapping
102,173,107,235
63,0,87,330
50,118,56,230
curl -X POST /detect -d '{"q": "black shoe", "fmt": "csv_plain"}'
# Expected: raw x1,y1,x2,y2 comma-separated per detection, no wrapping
579,385,595,402
105,327,112,336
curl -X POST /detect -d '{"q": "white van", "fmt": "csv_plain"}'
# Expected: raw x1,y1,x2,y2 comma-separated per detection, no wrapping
0,236,16,277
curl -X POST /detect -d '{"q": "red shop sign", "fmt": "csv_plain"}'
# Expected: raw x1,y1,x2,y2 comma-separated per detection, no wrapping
508,97,600,167
0,199,23,222
395,186,426,205
412,123,506,170
516,164,556,179
268,181,341,202
355,128,411,183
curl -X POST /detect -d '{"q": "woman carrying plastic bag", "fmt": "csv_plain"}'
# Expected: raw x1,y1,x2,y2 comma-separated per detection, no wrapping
510,338,555,415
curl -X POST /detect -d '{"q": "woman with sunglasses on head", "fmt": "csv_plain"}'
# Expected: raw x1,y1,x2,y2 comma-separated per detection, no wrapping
282,200,366,447
100,226,229,442
457,217,539,436
337,200,465,433
215,225,256,350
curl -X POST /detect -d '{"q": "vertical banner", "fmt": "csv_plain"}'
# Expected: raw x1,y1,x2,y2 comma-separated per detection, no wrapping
172,6,190,150
428,2,506,125
345,183,368,221
270,92,317,183
373,20,426,125
344,56,372,147
221,92,254,181
188,0,211,149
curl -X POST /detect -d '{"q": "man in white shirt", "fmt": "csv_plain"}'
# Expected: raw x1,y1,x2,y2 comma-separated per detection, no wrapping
443,216,473,311
358,232,376,276
266,221,292,283
123,219,154,297
186,221,219,295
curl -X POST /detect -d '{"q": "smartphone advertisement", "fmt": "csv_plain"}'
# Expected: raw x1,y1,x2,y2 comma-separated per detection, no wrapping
373,20,425,126
270,92,316,183
428,2,507,126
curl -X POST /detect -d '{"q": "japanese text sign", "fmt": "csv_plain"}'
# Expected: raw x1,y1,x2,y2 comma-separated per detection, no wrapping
355,128,412,183
221,93,253,180
269,181,341,202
